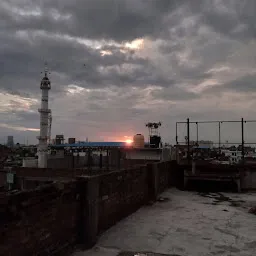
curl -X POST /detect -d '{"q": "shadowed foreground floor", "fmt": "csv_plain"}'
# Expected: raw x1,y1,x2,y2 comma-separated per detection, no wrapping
73,188,256,256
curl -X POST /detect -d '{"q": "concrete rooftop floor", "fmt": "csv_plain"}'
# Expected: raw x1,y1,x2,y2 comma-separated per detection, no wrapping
73,189,256,256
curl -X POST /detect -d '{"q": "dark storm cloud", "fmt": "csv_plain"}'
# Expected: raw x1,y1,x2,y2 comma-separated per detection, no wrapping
173,64,213,82
95,62,175,88
150,86,200,101
0,111,38,129
225,74,256,92
188,0,256,41
204,74,256,94
18,112,39,122
1,0,254,96
0,0,185,42
1,90,32,99
0,29,152,93
1,0,256,144
0,31,174,95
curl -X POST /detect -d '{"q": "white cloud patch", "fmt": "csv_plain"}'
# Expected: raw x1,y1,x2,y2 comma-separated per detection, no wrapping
0,123,39,132
0,91,38,113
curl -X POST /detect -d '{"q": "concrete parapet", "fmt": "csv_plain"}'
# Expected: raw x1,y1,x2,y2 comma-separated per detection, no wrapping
241,170,256,190
147,162,171,200
76,176,99,248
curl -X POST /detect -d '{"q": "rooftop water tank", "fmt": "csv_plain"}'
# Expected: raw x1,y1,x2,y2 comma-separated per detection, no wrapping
133,134,145,148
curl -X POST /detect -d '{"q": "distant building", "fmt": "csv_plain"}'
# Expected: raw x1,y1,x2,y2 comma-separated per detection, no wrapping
68,138,76,144
198,140,214,149
188,140,214,149
7,136,14,148
237,145,255,154
221,149,242,164
55,135,64,145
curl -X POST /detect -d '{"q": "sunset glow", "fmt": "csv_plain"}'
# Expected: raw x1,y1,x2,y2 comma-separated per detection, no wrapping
125,139,133,145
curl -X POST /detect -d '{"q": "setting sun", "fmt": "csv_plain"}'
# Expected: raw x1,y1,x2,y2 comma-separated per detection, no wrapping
125,139,133,145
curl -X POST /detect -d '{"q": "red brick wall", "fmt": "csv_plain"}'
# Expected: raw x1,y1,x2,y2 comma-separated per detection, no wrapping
98,165,149,233
0,182,79,256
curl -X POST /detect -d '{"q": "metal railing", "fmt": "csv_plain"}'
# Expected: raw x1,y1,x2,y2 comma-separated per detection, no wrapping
176,118,256,164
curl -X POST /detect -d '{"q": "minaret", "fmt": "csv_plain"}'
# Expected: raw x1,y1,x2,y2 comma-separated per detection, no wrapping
37,63,51,168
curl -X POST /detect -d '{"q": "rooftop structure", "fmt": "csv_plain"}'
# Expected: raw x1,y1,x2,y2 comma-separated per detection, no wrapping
146,122,162,148
52,141,130,149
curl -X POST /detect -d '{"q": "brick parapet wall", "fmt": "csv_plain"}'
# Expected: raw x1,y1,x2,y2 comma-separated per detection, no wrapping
98,165,149,232
0,182,80,256
1,161,172,254
0,167,117,191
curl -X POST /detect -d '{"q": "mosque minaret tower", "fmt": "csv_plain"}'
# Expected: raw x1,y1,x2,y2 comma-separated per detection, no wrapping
37,63,51,168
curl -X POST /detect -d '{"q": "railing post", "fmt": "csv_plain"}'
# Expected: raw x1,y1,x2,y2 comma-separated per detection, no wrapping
187,118,190,164
242,118,245,165
176,122,178,145
218,121,221,154
196,122,198,145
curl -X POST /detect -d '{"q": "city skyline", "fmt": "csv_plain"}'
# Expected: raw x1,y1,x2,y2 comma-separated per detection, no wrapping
1,1,256,144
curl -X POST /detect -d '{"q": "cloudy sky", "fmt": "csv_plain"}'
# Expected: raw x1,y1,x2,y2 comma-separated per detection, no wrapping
1,0,256,145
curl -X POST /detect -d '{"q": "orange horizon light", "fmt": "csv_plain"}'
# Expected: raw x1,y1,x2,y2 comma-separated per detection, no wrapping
125,139,133,145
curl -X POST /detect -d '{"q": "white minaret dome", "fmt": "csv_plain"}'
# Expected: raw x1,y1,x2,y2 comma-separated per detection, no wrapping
37,64,51,168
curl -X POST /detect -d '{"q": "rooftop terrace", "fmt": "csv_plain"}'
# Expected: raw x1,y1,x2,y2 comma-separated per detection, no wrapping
74,189,256,256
